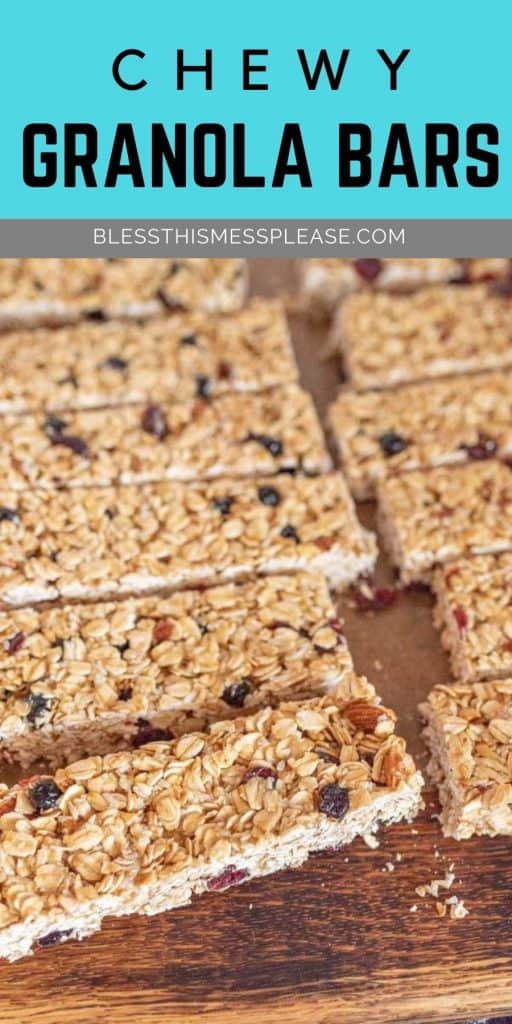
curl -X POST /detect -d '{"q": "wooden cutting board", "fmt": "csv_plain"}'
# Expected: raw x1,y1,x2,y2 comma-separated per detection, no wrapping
1,260,512,1024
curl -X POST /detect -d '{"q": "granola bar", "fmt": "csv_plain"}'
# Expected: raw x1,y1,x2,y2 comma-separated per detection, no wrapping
0,385,330,491
0,684,422,960
0,572,354,768
377,461,512,583
328,371,512,500
0,299,296,414
335,284,512,390
420,680,512,838
0,259,248,328
300,259,464,315
433,553,512,682
0,473,376,607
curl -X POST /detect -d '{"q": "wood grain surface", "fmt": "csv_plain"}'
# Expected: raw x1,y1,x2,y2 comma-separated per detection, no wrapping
1,260,511,1024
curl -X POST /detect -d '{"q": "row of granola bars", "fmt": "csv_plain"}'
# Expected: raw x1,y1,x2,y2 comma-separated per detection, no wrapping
0,258,422,960
303,256,512,846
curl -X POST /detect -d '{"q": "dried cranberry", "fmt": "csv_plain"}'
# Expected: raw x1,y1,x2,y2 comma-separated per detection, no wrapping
460,435,498,461
315,536,334,551
257,485,281,507
26,692,52,726
180,333,197,347
132,720,173,748
502,639,512,653
318,783,350,819
352,587,397,612
0,506,19,523
222,680,251,707
28,779,63,814
195,375,212,398
453,606,468,632
37,929,73,948
207,865,249,891
6,632,25,655
152,619,173,644
101,356,128,371
217,360,232,380
247,433,283,457
118,686,133,702
355,259,382,282
141,405,169,441
280,524,300,542
213,496,233,515
242,766,277,783
379,432,408,457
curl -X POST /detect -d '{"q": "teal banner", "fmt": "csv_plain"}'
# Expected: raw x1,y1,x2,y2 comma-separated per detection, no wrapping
2,0,511,219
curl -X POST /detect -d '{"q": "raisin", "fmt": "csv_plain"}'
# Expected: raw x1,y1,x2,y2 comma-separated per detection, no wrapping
180,333,197,347
101,356,128,371
38,929,73,948
318,783,350,819
352,586,397,612
222,680,251,707
354,259,382,282
379,432,408,457
0,506,19,524
213,496,233,515
460,434,498,461
207,865,249,891
453,606,468,632
257,485,281,506
242,766,277,783
247,432,283,457
118,687,133,702
132,720,173,748
195,375,212,398
28,779,63,814
6,632,25,655
141,404,169,440
280,524,300,542
26,692,52,726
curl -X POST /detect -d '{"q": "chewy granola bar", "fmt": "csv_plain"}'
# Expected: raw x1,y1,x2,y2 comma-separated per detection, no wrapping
328,371,512,500
300,258,464,315
0,684,422,960
0,259,247,328
0,573,354,769
0,385,330,491
0,473,376,607
433,554,512,682
335,283,512,390
0,299,296,415
377,461,512,583
420,680,512,838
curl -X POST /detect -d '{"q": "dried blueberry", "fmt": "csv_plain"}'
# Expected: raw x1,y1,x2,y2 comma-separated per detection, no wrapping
247,433,283,457
0,506,19,524
318,783,350,819
101,355,128,371
26,692,52,726
195,374,212,398
6,632,25,655
213,496,233,515
257,485,281,507
28,779,63,814
354,259,382,282
180,333,197,347
37,929,73,948
222,680,251,707
378,432,408,457
141,404,169,440
57,434,89,457
207,865,249,891
280,524,300,543
132,719,173,748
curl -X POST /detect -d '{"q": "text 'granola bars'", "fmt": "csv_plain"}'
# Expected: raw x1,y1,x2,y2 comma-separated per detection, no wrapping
0,572,354,769
420,680,512,839
377,461,512,583
0,684,422,960
0,385,330,491
433,553,512,683
0,299,296,415
300,258,465,314
328,371,512,500
0,472,377,607
0,258,247,328
334,283,512,390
